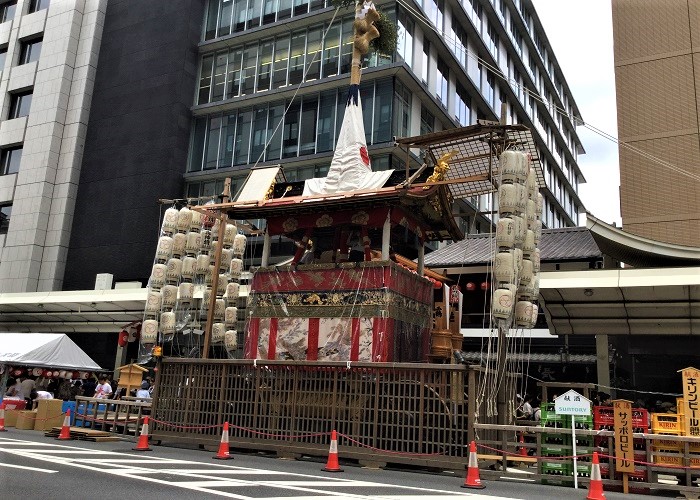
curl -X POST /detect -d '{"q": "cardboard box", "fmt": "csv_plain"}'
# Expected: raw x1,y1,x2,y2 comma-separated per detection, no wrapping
34,399,66,431
16,410,37,430
4,409,19,427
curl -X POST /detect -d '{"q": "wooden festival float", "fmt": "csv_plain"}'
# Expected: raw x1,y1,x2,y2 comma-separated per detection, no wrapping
141,1,547,469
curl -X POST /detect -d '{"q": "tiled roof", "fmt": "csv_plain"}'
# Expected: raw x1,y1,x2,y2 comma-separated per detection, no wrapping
424,227,602,267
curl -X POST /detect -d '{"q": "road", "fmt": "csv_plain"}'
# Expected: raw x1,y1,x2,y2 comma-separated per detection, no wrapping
0,429,661,499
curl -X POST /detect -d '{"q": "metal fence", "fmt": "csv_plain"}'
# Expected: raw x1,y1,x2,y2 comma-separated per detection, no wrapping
150,358,504,469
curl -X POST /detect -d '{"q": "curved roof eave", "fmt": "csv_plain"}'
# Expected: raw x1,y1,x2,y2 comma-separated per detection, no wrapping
586,213,700,267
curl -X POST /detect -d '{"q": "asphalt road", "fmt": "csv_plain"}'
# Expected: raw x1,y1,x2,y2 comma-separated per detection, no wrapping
0,429,668,499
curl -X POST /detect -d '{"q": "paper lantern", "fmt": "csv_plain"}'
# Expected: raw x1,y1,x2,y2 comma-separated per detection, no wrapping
80,372,90,380
513,214,526,247
161,311,176,335
466,282,476,291
492,288,513,319
195,254,209,274
162,284,178,308
223,224,236,248
72,371,80,380
162,207,179,234
166,258,182,283
205,265,215,286
141,319,158,344
156,236,173,262
520,258,533,285
527,168,538,201
219,248,233,273
536,192,543,218
498,184,519,214
530,304,539,328
496,217,515,249
513,248,523,275
172,232,186,258
494,251,515,284
214,299,226,319
43,370,53,378
118,330,129,347
531,248,541,274
499,150,526,183
225,306,238,326
150,264,167,289
189,209,202,231
59,370,67,379
226,282,239,301
215,274,227,297
523,230,535,257
515,301,533,327
480,281,489,290
449,285,460,304
233,234,247,257
31,367,42,377
526,199,536,229
201,289,212,311
181,256,195,280
229,258,243,281
145,291,162,313
178,282,194,303
185,231,201,255
212,323,226,344
176,207,193,233
209,241,220,265
200,229,212,251
225,330,238,351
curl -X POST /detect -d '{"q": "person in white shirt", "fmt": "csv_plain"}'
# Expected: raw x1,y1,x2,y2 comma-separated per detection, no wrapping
136,381,151,400
94,376,113,399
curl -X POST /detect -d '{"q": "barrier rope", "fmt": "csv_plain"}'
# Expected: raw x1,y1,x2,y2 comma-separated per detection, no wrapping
338,432,447,456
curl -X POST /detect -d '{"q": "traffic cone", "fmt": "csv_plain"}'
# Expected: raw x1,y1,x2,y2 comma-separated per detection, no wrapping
519,432,528,457
462,440,485,489
322,430,343,472
586,452,605,500
133,416,152,451
56,409,72,440
0,407,7,432
213,422,232,460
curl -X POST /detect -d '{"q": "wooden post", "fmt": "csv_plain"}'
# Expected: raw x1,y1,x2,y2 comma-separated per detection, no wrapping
381,210,390,260
203,178,231,359
261,229,271,267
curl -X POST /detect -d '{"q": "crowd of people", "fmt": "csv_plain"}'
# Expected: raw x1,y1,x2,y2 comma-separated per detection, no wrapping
3,372,155,409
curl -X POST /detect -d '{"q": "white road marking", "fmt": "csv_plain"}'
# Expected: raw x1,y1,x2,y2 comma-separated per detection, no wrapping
0,462,58,473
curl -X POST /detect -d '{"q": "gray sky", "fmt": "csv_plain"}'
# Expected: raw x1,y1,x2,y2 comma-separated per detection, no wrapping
530,0,621,225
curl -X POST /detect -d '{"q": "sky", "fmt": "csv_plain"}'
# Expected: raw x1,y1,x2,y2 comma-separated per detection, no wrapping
530,0,621,226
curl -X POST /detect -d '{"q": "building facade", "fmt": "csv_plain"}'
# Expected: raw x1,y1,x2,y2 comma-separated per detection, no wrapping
1,0,587,293
612,0,700,247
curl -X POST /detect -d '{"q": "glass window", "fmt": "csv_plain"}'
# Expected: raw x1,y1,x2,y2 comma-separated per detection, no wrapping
305,26,321,81
240,45,257,95
218,0,233,37
8,90,31,119
293,0,308,16
0,1,16,23
288,32,305,85
299,95,318,155
373,79,392,143
421,41,429,84
257,40,273,92
278,0,292,19
397,10,413,67
226,48,242,98
205,116,222,170
455,83,470,125
204,0,219,40
282,101,300,158
28,0,49,13
0,146,22,174
198,54,214,104
0,204,11,234
219,113,236,169
310,0,324,12
485,72,495,109
262,0,277,24
211,52,228,102
360,81,373,144
392,80,410,138
0,46,6,69
339,18,353,74
436,58,448,107
19,37,42,65
250,107,268,163
486,24,498,61
316,90,336,152
233,0,247,32
266,104,283,160
420,105,433,135
234,110,252,165
272,35,289,89
322,24,339,78
189,117,207,172
247,0,262,28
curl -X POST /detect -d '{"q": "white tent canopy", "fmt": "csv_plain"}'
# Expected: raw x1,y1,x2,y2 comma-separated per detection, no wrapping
0,333,102,371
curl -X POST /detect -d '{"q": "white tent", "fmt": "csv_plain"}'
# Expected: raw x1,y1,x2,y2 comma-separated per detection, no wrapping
0,333,102,371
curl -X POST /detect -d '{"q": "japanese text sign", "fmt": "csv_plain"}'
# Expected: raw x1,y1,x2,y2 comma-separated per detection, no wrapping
613,399,634,473
680,367,700,438
554,390,591,416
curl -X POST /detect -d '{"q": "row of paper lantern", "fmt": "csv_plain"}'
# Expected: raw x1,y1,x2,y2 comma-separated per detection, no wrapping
155,231,246,263
491,150,542,328
149,257,244,292
8,367,93,379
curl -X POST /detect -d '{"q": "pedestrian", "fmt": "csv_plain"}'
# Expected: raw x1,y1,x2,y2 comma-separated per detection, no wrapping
94,375,113,399
57,379,72,401
136,381,151,400
70,380,83,400
29,388,53,409
20,375,36,407
82,376,96,398
4,378,23,399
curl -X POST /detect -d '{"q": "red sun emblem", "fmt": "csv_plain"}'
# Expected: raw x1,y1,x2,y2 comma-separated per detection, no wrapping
359,146,370,166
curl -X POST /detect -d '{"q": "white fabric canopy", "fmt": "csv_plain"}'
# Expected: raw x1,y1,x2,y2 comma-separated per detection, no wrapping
0,333,102,370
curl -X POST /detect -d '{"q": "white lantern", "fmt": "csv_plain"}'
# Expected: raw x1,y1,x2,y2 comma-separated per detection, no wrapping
230,258,243,280
200,229,212,251
162,284,178,308
178,282,194,303
526,199,536,229
205,265,215,286
223,224,236,248
189,210,202,231
219,248,233,272
536,192,543,218
212,323,226,344
527,169,538,201
496,217,515,250
216,274,228,297
513,248,523,275
172,232,186,258
214,299,226,318
195,254,209,274
145,290,162,313
233,234,247,257
492,288,514,319
494,252,515,284
177,207,192,233
530,304,539,328
181,256,195,280
226,282,240,301
156,236,173,262
498,184,519,214
523,230,535,257
150,263,167,289
225,330,238,351
225,306,238,326
162,207,179,234
209,241,220,265
161,311,176,335
499,150,520,183
513,215,526,248
531,248,541,274
185,231,201,255
141,319,158,344
515,300,533,327
532,272,541,298
520,258,533,285
517,280,536,302
166,258,182,283
533,219,542,246
202,289,212,310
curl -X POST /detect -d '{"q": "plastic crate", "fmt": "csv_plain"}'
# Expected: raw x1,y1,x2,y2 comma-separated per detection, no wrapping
652,413,683,434
573,463,592,477
653,452,700,467
542,444,571,457
594,406,648,429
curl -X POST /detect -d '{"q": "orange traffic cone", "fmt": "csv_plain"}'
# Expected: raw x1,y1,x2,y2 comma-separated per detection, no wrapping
322,430,343,472
213,422,232,460
0,408,7,432
462,440,485,489
56,409,72,440
586,451,605,500
519,432,528,457
133,416,152,451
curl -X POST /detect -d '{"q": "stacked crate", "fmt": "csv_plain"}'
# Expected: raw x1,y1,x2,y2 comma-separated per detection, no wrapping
651,409,700,468
540,404,595,485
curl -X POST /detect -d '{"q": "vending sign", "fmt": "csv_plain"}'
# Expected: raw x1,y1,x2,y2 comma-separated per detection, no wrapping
613,399,635,473
680,367,700,437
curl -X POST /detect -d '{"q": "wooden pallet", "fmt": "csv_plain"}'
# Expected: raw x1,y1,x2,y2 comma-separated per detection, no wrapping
44,426,121,442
